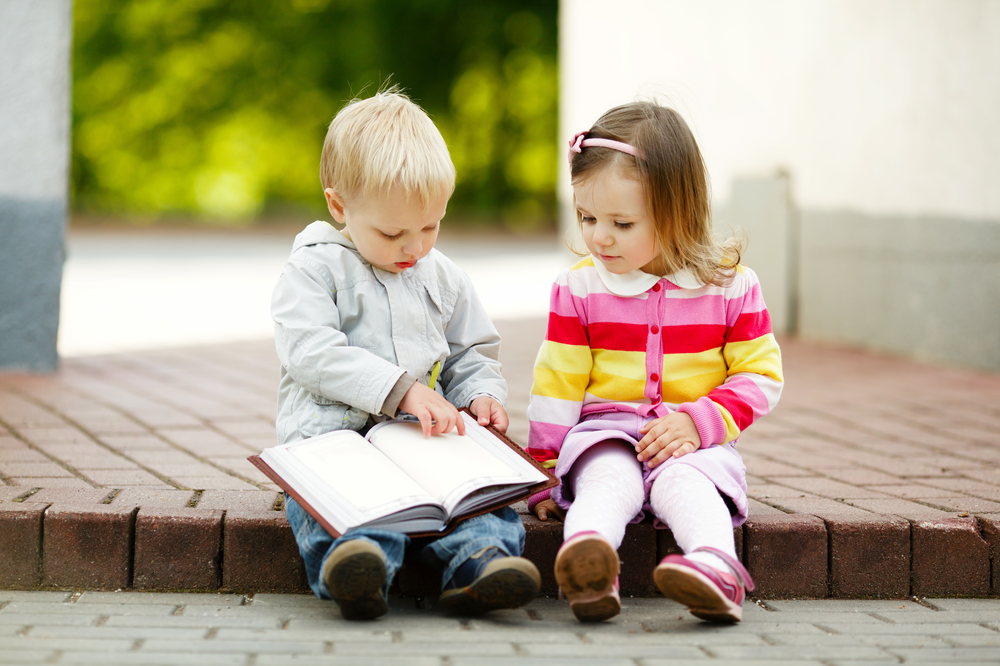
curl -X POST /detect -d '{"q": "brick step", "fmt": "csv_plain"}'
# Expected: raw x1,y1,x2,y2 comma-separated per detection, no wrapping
1,492,995,598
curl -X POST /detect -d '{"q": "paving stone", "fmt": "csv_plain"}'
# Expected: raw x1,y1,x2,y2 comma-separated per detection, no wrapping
28,487,110,505
743,503,826,598
7,476,94,488
195,491,280,513
56,652,247,665
0,650,55,664
41,504,136,589
0,637,135,651
0,502,44,587
133,507,224,590
521,513,562,596
618,519,658,597
908,516,990,597
826,514,911,598
222,511,308,593
110,488,198,508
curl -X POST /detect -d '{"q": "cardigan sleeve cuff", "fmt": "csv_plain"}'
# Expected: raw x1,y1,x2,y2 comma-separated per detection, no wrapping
676,396,728,448
526,488,552,514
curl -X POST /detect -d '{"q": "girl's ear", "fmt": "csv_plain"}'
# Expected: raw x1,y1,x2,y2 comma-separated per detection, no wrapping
324,188,346,224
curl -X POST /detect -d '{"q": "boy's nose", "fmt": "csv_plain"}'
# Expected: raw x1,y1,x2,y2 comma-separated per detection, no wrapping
402,239,423,256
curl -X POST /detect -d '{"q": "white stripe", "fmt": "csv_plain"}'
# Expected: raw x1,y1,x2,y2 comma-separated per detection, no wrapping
527,394,583,427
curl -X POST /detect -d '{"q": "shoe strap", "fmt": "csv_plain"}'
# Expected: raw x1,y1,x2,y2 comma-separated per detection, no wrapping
691,547,755,591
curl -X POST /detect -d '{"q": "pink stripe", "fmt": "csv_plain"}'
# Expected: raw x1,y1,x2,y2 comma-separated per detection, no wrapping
725,283,765,327
528,421,572,451
572,291,730,326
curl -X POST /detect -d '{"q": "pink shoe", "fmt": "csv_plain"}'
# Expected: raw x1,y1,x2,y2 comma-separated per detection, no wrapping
653,547,755,623
554,531,621,622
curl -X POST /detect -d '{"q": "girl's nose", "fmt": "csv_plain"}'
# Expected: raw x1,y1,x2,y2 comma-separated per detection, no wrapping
593,225,613,246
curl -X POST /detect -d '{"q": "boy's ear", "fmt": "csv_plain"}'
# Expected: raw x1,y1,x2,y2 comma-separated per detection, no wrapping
324,188,346,224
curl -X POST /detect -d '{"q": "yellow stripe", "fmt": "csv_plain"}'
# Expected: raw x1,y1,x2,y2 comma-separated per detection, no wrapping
591,349,646,380
587,370,646,401
530,366,590,400
537,340,593,375
724,335,783,382
542,459,557,469
427,361,441,390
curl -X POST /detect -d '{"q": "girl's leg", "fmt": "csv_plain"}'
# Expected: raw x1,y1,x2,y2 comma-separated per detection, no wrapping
649,463,737,571
557,440,643,622
649,464,754,622
563,440,645,547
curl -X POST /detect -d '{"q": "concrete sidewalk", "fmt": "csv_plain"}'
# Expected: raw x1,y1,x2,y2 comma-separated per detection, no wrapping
1,319,999,599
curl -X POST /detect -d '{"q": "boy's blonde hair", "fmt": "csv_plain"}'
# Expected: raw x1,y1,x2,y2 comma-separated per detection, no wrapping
320,87,456,207
570,101,743,287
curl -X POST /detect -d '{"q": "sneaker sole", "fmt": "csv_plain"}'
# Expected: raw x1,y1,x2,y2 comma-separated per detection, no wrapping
326,551,388,621
439,558,540,616
554,536,620,622
653,563,742,623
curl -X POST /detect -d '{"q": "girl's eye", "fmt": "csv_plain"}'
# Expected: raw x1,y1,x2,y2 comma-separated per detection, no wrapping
580,215,596,224
614,221,633,230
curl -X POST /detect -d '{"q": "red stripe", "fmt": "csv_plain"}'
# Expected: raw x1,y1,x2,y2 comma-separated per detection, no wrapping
710,387,755,431
547,313,589,346
661,324,727,354
726,310,772,343
589,322,647,351
527,447,559,463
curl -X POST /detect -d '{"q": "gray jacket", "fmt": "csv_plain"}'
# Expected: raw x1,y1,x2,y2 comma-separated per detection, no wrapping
271,222,507,444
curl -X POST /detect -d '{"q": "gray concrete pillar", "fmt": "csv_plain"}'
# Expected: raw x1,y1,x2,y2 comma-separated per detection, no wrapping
0,1,72,372
714,174,797,335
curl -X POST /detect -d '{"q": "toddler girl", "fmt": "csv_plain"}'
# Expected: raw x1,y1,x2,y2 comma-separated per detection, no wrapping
526,101,783,623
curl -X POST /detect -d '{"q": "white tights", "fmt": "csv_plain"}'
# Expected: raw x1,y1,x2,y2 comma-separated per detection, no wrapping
563,440,737,573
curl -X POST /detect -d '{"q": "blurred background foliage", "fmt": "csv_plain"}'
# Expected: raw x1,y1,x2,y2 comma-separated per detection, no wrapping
71,0,558,229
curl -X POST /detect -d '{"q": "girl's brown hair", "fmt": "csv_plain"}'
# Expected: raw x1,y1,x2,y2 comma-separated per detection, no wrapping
570,101,742,286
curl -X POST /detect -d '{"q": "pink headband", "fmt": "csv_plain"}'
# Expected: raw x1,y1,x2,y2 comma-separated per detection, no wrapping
568,131,638,165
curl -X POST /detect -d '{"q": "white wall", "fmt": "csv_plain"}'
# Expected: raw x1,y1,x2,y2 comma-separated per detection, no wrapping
560,0,1000,370
560,0,1000,221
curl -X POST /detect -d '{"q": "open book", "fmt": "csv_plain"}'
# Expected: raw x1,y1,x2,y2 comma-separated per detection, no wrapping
249,410,557,537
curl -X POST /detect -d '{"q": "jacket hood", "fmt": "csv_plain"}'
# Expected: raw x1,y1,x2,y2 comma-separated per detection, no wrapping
292,221,354,253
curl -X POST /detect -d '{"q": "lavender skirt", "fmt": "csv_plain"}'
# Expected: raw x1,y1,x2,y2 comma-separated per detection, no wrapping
551,411,748,528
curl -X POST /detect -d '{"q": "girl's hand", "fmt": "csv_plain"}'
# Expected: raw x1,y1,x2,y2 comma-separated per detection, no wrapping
469,396,510,434
532,499,565,522
635,412,701,468
399,382,465,438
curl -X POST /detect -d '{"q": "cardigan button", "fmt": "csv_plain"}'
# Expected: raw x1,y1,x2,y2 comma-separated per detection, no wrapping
650,325,659,334
650,373,659,382
652,284,661,292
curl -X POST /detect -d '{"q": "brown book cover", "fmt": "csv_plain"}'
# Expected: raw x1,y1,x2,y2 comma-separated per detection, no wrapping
248,408,557,538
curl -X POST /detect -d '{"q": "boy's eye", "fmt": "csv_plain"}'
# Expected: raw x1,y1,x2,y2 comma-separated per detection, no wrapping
381,231,403,240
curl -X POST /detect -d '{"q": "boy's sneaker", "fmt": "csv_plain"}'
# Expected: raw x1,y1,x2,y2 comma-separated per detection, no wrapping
653,547,755,623
439,547,541,615
323,539,388,620
554,531,621,622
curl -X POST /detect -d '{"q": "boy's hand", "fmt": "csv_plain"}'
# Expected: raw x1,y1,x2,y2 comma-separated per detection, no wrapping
469,396,509,434
399,382,465,438
635,412,701,468
532,499,565,522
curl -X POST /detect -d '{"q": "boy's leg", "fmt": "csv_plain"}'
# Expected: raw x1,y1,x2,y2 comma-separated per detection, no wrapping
285,496,407,619
417,506,539,614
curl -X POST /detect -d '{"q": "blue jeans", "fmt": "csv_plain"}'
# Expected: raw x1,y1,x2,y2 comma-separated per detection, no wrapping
285,496,526,601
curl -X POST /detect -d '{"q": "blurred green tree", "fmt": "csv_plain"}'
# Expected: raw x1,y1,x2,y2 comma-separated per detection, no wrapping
72,0,557,228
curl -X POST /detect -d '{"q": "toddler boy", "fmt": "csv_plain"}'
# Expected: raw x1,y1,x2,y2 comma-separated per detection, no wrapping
271,89,540,620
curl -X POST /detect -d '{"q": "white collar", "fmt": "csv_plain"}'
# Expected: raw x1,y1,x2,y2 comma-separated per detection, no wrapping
591,255,704,296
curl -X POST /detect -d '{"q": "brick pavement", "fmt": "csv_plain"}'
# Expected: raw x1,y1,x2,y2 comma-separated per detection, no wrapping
0,319,999,598
1,590,999,664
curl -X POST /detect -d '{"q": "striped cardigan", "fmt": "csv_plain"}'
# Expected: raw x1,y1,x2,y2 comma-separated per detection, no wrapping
526,257,783,468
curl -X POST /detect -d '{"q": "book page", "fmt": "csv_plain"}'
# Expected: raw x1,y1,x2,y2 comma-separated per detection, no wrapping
261,430,440,533
366,413,547,514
